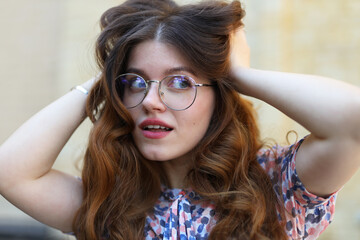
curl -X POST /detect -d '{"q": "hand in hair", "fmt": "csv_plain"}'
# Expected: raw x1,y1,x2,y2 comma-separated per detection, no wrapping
230,28,250,69
229,28,251,93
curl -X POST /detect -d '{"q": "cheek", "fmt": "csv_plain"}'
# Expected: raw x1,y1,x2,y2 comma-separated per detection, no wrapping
127,108,138,122
128,109,140,137
199,92,215,122
184,94,215,135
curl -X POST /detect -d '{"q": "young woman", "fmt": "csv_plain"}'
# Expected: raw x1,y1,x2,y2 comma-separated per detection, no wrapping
0,0,359,239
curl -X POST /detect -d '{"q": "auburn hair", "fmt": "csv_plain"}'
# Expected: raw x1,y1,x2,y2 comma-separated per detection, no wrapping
73,0,288,239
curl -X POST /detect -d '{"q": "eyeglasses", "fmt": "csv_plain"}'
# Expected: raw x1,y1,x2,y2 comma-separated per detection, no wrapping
115,73,214,111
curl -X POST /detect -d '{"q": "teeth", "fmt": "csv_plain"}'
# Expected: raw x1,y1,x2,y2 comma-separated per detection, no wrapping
144,125,171,131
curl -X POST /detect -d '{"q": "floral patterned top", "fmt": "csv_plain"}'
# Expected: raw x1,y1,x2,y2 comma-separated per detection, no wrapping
144,138,338,240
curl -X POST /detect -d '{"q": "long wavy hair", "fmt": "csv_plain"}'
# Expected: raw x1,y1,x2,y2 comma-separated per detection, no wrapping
73,0,288,239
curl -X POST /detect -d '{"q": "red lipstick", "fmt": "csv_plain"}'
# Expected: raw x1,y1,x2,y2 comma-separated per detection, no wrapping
139,118,173,139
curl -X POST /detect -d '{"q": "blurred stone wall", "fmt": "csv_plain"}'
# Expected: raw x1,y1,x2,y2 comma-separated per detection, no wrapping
243,1,360,239
0,0,359,239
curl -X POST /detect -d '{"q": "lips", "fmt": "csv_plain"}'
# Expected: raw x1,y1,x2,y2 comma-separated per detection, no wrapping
139,119,174,139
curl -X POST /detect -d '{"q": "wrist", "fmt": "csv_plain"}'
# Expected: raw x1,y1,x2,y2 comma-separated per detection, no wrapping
230,66,252,95
71,74,100,95
81,76,97,91
71,85,88,95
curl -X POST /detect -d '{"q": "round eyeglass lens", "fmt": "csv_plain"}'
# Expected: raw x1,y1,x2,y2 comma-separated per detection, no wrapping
160,75,197,110
116,74,147,108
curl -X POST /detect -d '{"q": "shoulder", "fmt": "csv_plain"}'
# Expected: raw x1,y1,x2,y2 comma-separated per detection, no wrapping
257,138,338,239
257,139,304,181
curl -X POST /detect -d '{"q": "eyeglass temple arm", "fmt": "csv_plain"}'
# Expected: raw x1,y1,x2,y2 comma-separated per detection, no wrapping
195,83,215,87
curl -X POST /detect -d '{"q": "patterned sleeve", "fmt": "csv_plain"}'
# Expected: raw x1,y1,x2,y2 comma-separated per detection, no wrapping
257,138,338,240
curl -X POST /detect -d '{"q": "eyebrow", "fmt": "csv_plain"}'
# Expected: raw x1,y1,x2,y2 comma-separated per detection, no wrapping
126,66,198,78
164,67,198,77
126,68,146,76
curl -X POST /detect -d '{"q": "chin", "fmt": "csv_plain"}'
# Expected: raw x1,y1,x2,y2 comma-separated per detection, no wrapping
139,146,188,162
140,150,173,162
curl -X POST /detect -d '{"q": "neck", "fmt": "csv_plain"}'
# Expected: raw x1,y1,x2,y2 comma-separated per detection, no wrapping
162,154,192,189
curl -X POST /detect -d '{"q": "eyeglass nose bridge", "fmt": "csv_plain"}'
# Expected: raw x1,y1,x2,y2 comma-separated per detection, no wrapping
144,79,165,102
147,80,160,85
146,80,163,94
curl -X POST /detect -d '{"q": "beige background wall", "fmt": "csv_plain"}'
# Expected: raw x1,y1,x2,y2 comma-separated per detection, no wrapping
0,0,359,239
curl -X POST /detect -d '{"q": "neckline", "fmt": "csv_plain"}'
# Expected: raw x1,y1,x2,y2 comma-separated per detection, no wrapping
160,184,200,202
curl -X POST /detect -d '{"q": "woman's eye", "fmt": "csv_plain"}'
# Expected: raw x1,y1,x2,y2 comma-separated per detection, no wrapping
168,76,192,89
129,77,146,89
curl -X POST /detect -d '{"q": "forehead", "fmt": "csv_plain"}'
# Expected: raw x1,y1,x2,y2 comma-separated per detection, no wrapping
127,40,191,73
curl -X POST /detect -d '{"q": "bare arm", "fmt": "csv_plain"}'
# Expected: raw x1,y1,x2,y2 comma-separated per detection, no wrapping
231,29,360,196
0,79,95,232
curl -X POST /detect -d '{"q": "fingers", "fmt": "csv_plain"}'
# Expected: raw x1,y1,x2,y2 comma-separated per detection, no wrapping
230,28,251,69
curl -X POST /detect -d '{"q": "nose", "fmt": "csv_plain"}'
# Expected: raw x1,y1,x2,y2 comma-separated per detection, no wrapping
141,81,166,112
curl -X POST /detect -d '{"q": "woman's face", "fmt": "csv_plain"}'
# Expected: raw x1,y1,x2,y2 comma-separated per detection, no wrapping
126,40,215,162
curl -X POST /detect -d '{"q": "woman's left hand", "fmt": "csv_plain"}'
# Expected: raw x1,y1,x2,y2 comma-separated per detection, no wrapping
229,28,360,196
230,28,250,70
229,28,251,93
